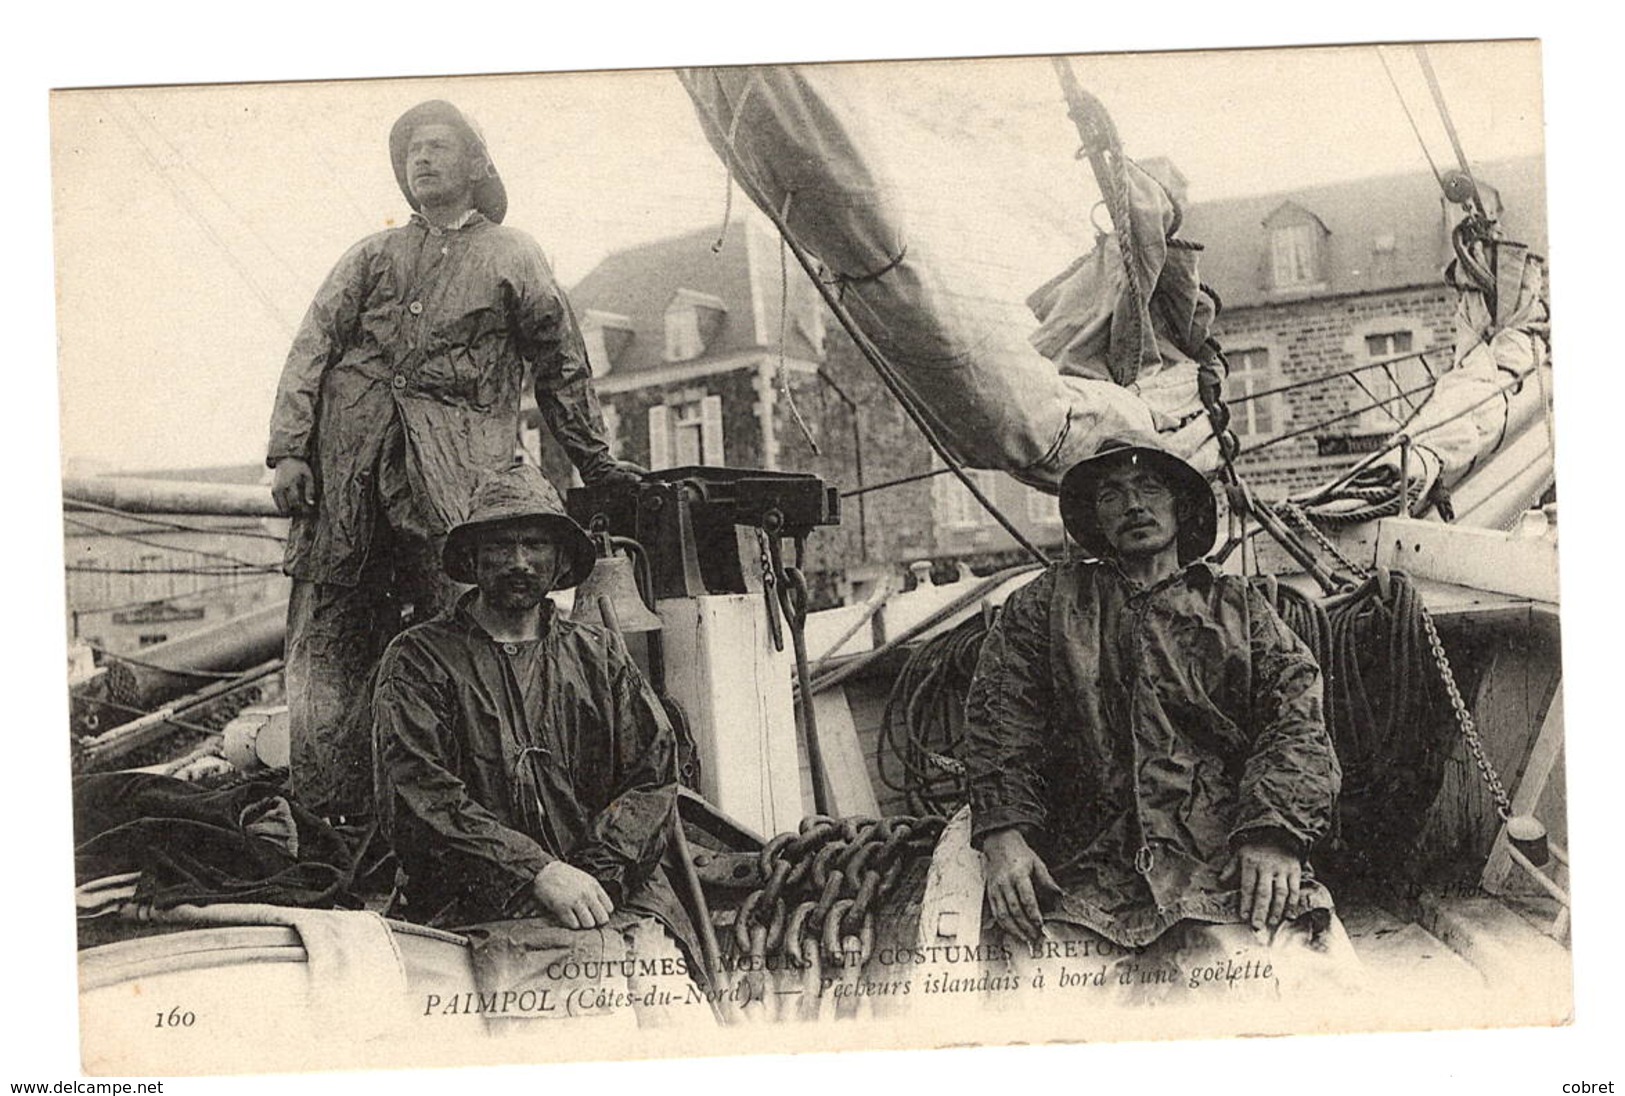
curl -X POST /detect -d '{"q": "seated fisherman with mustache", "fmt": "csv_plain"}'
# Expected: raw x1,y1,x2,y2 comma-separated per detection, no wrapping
964,441,1358,1001
373,465,705,1022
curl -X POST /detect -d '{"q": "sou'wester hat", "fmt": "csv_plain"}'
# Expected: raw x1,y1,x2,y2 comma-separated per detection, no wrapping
389,99,508,224
1058,440,1217,565
443,464,596,589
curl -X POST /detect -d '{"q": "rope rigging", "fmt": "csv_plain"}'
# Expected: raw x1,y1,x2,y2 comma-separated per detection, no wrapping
65,499,287,542
64,515,282,571
865,551,1481,891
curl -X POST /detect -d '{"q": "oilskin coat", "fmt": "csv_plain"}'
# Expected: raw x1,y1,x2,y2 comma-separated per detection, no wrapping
267,211,619,586
964,560,1340,948
373,594,695,961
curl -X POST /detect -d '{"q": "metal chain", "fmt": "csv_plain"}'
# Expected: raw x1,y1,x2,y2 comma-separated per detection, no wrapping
1275,500,1513,820
723,814,943,983
757,528,783,652
1276,500,1367,579
1419,607,1513,820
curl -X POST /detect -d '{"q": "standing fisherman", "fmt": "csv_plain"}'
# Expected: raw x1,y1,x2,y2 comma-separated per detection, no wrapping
266,100,641,823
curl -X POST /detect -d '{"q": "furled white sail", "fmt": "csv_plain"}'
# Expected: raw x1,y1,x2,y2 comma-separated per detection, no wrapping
678,64,1224,491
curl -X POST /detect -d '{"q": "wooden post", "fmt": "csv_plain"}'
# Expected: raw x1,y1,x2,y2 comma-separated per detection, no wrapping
799,686,881,818
658,593,802,838
1481,689,1565,894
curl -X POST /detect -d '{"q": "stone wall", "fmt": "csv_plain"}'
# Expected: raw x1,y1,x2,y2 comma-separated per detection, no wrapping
1216,283,1457,498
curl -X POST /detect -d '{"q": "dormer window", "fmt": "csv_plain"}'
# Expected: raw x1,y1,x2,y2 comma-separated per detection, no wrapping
580,309,633,375
1272,223,1320,286
662,289,727,363
1263,203,1329,293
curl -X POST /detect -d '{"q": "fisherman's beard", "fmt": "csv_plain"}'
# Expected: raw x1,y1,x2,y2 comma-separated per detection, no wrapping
481,571,549,612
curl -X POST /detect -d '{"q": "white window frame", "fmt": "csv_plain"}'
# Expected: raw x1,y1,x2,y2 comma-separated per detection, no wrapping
1353,326,1424,432
582,326,611,374
647,393,724,470
1226,346,1279,440
662,290,726,364
934,463,1000,530
1270,221,1322,290
600,403,622,459
580,309,633,375
663,305,703,363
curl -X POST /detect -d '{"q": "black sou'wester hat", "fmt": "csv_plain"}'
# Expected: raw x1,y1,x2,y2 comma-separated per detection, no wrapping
442,464,595,588
1058,440,1217,564
389,100,508,224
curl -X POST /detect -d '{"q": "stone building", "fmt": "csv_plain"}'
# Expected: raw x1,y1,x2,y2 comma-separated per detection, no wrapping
1184,156,1547,496
528,157,1547,601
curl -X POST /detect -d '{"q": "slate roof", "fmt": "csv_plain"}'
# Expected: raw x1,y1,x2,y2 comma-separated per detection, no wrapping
567,215,827,376
1178,156,1547,310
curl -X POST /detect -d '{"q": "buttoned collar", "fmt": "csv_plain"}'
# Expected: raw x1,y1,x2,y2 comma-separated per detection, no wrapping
409,208,486,236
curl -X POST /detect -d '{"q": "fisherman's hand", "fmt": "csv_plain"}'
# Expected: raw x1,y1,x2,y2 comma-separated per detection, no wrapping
1225,839,1302,931
583,458,647,491
271,458,317,516
518,861,615,929
981,828,1060,944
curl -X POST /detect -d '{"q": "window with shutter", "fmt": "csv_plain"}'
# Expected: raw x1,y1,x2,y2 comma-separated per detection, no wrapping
700,394,725,465
650,394,722,469
647,405,671,470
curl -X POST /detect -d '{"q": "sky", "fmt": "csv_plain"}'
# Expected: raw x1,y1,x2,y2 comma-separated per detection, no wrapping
49,41,1544,474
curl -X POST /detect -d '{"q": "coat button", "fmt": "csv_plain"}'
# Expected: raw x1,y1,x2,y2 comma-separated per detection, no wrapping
408,300,424,315
392,374,407,390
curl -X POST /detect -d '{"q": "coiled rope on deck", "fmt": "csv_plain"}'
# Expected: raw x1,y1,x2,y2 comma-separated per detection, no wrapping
874,563,1454,882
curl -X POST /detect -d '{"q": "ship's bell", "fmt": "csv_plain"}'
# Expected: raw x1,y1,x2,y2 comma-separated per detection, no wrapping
570,552,662,634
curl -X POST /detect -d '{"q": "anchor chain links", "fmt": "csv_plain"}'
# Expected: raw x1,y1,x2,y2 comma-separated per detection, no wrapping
1275,500,1513,821
723,814,944,976
757,527,783,651
1276,500,1366,583
1419,606,1513,821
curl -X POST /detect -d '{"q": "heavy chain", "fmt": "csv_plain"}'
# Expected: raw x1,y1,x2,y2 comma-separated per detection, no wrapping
1419,607,1513,821
1275,500,1513,820
1276,500,1366,581
723,814,944,976
757,527,783,652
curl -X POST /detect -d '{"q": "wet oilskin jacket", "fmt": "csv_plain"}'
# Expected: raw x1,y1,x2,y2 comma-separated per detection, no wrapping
373,594,695,960
964,560,1341,948
267,212,619,586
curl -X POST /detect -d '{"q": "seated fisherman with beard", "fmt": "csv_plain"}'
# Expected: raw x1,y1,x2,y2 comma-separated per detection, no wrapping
964,441,1359,1002
374,464,705,1022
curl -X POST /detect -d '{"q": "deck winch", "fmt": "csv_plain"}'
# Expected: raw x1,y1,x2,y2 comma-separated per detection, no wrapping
568,467,841,837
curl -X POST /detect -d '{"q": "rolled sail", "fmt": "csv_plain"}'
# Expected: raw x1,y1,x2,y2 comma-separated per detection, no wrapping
678,64,1223,490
